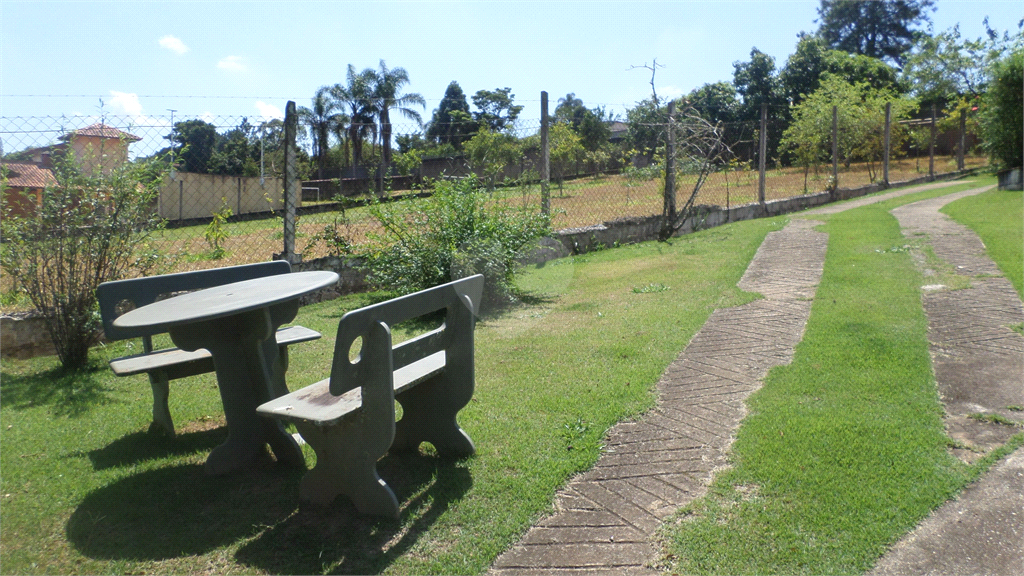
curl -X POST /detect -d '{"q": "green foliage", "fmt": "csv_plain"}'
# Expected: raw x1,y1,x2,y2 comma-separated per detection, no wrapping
548,123,586,189
0,149,166,371
817,0,935,65
625,98,667,159
942,186,1023,298
358,175,550,305
463,127,524,190
902,21,1022,103
203,199,232,259
471,87,523,133
979,49,1023,169
426,81,475,149
554,93,613,151
781,76,917,181
685,81,741,124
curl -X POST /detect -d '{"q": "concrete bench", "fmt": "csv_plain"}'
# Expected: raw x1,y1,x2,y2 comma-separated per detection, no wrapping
97,261,322,437
257,274,483,518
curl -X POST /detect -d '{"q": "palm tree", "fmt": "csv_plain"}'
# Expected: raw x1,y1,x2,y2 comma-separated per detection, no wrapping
371,60,425,175
330,65,377,170
298,86,346,180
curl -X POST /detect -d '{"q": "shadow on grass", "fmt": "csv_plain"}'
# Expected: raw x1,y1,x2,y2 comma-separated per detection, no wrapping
0,360,115,417
235,454,473,575
87,427,228,470
66,460,301,561
66,451,472,573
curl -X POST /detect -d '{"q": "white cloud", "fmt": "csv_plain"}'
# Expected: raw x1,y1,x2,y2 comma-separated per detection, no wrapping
158,35,189,55
109,91,145,117
201,111,216,124
217,55,246,72
658,86,686,100
255,101,284,121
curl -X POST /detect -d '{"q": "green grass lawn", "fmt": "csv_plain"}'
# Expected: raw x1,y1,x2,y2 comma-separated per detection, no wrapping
940,186,1023,297
661,177,1024,575
0,215,783,575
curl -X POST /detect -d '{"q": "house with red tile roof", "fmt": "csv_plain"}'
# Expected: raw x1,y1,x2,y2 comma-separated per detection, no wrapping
1,123,141,217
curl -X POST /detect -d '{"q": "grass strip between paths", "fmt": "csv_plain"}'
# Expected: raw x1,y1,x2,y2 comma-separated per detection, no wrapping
940,186,1023,298
662,179,1021,575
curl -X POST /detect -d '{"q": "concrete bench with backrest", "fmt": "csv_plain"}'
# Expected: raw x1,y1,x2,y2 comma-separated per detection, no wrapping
96,261,322,437
257,274,483,518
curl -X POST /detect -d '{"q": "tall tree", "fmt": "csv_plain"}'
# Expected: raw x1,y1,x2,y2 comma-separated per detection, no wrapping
733,47,786,121
471,87,523,132
817,0,935,66
331,65,377,168
554,93,611,151
782,34,905,105
298,86,346,179
372,60,425,174
166,119,218,173
426,81,475,148
685,81,741,124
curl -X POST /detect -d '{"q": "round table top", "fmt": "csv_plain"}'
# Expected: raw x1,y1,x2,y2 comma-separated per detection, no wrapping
113,270,339,332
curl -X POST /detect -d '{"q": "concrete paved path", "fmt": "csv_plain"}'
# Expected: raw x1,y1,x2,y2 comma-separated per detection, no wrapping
869,186,1024,576
489,180,1022,575
490,219,829,575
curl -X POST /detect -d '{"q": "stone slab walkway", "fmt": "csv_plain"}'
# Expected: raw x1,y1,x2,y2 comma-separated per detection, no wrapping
869,186,1024,575
489,180,1021,575
490,219,829,575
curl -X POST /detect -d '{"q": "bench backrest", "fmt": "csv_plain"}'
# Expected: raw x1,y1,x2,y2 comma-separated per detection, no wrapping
329,274,484,396
96,261,293,346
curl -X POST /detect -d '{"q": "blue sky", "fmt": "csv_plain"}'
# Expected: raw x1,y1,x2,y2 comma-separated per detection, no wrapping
1,0,1021,152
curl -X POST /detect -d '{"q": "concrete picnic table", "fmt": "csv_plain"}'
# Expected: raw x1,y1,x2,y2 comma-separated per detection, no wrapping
113,270,339,474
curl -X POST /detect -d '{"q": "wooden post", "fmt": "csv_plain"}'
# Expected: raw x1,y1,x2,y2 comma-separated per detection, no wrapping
282,101,299,263
540,91,550,216
883,102,891,187
661,100,677,240
237,177,242,216
958,108,966,171
831,105,838,192
758,103,767,205
929,103,936,181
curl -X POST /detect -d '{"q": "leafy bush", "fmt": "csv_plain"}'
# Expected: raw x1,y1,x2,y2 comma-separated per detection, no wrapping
979,49,1023,169
1,149,165,371
358,175,550,306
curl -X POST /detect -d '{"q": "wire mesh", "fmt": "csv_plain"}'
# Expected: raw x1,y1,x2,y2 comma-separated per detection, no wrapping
1,105,986,305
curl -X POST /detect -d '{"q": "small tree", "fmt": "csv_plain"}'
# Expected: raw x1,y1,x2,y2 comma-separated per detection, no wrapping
1,148,166,371
463,127,524,190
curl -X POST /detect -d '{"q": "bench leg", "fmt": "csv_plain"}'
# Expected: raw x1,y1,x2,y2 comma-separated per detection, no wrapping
293,421,400,518
393,374,475,458
147,372,175,437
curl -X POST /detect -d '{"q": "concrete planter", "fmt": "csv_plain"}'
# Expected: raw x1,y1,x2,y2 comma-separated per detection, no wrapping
998,167,1022,191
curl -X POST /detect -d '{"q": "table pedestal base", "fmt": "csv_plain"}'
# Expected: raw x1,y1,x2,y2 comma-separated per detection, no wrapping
169,303,305,474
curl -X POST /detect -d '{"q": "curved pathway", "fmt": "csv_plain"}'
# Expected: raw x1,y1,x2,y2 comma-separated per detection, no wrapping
490,219,829,575
490,180,1022,575
870,186,1024,576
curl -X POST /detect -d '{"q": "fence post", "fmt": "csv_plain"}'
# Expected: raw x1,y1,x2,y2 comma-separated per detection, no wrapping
929,103,936,181
758,102,767,205
540,91,550,216
883,102,891,187
957,108,966,171
831,105,838,194
660,100,677,241
281,100,300,263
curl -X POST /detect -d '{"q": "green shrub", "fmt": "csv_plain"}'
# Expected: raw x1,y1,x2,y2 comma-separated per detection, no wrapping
0,149,165,371
358,175,550,305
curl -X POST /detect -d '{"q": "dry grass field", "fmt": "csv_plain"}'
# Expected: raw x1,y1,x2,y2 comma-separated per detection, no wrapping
0,154,987,310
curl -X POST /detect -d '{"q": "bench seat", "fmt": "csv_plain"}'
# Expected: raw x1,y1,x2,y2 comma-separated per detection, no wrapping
258,351,446,427
110,325,321,377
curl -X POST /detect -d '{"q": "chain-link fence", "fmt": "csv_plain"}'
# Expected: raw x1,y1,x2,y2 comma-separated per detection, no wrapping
1,100,984,308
